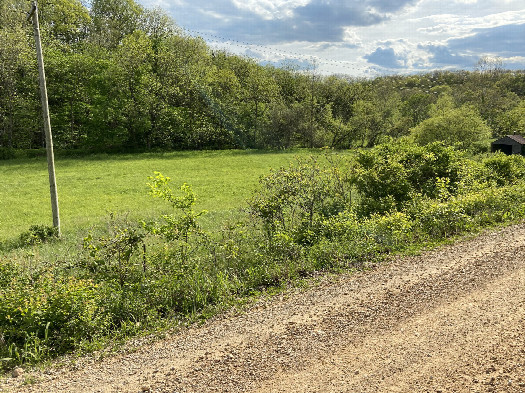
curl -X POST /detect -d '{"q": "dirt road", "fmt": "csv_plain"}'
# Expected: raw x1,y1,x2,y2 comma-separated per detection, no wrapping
4,223,525,392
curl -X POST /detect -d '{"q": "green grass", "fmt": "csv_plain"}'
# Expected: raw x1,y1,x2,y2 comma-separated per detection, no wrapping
3,144,525,371
0,149,319,241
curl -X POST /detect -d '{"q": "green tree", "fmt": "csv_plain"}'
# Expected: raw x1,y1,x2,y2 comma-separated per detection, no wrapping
238,62,279,147
401,92,434,128
454,61,520,132
317,76,363,147
113,30,155,148
0,0,40,149
411,103,491,151
37,0,91,44
90,0,144,48
493,100,525,137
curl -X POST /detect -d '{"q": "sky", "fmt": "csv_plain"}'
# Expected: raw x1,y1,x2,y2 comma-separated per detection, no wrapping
138,0,525,77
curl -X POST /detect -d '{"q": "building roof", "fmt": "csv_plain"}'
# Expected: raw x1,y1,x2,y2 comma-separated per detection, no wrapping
493,134,525,145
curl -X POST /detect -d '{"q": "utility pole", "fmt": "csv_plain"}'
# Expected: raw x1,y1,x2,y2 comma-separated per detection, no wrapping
309,59,318,148
28,1,60,235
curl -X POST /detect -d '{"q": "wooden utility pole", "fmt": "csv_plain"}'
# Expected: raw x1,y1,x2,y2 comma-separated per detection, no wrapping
28,1,61,235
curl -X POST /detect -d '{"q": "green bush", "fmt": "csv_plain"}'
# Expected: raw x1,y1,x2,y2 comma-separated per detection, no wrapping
409,183,525,239
412,199,472,238
146,172,207,261
0,266,106,367
19,225,59,246
456,184,525,224
482,153,525,186
310,210,414,264
362,211,413,251
249,155,351,244
82,221,146,289
354,142,463,216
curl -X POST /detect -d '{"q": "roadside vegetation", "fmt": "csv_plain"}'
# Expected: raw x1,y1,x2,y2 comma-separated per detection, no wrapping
3,144,525,370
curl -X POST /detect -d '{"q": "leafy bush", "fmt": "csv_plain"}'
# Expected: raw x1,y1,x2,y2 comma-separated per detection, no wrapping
362,211,413,251
482,153,525,186
19,225,59,246
314,210,413,261
146,172,207,261
0,265,106,368
82,221,146,288
76,175,213,328
248,155,351,244
354,142,463,216
412,199,472,238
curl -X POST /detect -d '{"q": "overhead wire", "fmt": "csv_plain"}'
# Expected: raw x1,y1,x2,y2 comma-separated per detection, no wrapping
181,27,453,96
178,26,379,76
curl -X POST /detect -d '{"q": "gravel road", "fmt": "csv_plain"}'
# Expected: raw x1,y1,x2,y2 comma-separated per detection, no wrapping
4,223,525,393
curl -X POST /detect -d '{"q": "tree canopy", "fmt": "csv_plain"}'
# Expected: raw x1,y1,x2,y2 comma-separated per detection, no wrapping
411,96,492,151
0,0,524,153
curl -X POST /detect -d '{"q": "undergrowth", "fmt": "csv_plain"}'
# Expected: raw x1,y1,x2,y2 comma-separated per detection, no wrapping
2,142,525,371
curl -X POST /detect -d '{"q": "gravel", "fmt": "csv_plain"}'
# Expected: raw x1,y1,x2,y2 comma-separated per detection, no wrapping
3,223,525,393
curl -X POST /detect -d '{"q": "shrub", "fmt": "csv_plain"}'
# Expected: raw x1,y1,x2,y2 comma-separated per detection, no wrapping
362,211,413,251
412,199,471,238
248,155,351,244
409,183,525,239
482,153,525,186
82,221,146,288
312,210,413,263
0,265,106,368
353,142,463,216
19,225,59,246
146,172,207,261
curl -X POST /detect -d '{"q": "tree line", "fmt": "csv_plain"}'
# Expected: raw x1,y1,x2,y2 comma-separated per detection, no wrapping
1,0,525,153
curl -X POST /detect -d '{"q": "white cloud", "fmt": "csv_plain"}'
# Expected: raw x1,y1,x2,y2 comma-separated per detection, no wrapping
343,28,362,46
140,0,185,8
136,0,525,76
230,0,308,19
416,10,525,37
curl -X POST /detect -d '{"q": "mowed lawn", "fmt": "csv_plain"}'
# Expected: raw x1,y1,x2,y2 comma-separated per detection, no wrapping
1,150,317,241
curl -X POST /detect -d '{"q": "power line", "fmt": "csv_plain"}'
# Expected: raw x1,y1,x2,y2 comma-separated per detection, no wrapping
181,28,463,82
178,26,378,76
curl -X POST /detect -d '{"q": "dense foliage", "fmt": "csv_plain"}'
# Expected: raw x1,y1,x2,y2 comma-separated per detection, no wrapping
1,0,525,154
3,144,525,369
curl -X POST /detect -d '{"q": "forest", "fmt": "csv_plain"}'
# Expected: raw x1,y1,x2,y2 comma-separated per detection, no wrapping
1,0,525,155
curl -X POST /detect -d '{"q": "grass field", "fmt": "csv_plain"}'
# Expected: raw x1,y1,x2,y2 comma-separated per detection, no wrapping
4,144,525,370
0,149,318,241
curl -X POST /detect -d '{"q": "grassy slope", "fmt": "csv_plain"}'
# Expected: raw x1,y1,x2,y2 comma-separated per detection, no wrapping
0,150,318,241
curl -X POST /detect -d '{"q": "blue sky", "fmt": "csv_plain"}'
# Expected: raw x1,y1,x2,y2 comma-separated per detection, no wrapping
138,0,525,77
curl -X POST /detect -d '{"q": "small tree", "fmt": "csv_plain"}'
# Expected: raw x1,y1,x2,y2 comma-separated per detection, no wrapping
410,104,491,151
146,172,207,260
475,56,503,75
494,100,525,138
